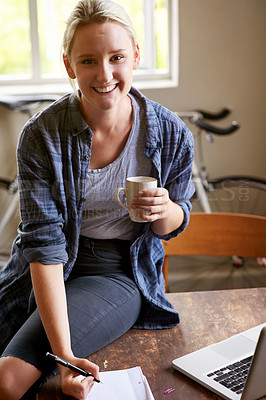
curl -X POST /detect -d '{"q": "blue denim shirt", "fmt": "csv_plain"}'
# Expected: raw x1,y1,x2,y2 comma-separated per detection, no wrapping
0,87,194,349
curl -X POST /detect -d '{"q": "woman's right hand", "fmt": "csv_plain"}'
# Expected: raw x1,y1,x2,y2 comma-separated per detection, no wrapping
59,356,100,400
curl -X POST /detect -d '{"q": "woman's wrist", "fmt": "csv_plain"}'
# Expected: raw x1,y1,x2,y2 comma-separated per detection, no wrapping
51,347,74,360
151,200,184,236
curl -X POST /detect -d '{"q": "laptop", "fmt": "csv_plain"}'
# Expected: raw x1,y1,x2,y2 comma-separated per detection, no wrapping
172,323,266,400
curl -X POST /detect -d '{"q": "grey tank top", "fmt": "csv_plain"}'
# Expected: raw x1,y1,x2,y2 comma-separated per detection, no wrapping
80,94,152,240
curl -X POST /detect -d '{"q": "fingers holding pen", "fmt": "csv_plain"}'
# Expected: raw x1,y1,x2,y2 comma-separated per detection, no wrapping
60,372,94,400
59,357,100,399
77,357,100,381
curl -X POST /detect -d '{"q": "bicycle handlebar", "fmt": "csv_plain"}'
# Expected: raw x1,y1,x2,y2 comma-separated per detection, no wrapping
176,108,240,135
193,117,240,135
195,108,231,120
0,94,60,112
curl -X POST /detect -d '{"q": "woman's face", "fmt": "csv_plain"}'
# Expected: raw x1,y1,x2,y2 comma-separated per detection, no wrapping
63,22,140,114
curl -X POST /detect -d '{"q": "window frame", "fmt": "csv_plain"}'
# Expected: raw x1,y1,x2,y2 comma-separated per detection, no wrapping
0,0,178,94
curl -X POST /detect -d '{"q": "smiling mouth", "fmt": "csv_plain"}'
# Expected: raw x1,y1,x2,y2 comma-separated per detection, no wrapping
93,84,117,93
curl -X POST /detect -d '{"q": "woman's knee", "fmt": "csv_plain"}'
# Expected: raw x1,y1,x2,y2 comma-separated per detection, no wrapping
0,356,41,400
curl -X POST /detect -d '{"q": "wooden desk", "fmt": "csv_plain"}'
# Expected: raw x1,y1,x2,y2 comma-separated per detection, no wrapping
38,288,266,400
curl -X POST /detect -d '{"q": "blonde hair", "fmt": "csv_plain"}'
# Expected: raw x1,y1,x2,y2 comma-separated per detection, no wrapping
63,0,137,60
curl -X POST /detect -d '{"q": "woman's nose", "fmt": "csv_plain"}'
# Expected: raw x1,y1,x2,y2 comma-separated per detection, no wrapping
96,61,113,83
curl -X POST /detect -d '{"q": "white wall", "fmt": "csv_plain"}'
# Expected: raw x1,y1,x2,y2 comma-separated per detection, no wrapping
142,0,266,180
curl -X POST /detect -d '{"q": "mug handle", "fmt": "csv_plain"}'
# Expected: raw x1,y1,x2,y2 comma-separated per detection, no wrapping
115,187,129,210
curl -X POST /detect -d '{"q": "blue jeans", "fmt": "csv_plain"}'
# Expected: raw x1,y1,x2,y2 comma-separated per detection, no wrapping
2,237,142,385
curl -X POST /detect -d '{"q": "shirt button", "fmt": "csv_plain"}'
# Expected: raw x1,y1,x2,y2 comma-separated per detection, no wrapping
85,155,90,160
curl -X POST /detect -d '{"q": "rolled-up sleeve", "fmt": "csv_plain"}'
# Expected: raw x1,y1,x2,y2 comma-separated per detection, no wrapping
17,121,68,265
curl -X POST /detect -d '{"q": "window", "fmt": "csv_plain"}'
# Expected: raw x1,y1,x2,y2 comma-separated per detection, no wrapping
0,0,178,92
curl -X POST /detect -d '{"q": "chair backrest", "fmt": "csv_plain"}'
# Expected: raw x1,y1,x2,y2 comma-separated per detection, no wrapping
162,212,266,291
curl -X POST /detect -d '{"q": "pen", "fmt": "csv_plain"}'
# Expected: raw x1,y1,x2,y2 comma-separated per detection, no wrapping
46,352,102,383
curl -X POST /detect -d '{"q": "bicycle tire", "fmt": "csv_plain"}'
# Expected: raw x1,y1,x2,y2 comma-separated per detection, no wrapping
167,253,266,292
191,176,266,216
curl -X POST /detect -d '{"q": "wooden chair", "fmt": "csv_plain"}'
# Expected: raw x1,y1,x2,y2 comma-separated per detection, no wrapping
162,212,266,291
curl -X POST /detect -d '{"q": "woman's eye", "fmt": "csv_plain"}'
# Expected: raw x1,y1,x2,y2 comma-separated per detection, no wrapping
112,55,123,62
82,59,94,64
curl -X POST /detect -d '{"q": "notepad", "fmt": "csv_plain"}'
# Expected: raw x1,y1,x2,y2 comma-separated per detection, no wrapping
78,366,155,400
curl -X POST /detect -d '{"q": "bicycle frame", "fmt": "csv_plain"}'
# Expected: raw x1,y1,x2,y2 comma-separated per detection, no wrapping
176,110,266,218
192,160,212,213
176,111,213,213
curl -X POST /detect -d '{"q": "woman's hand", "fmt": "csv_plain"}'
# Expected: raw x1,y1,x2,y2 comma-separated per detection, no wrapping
131,188,184,235
131,188,170,222
59,356,100,400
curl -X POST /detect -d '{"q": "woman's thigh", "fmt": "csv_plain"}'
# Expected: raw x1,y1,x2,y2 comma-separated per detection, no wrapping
2,273,141,379
66,274,141,356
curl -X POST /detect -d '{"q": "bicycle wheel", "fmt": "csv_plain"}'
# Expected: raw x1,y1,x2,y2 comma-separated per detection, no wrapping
191,176,266,216
167,254,266,293
0,180,19,268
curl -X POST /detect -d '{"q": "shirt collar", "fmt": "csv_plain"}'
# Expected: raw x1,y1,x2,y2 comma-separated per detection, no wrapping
129,87,163,149
68,92,91,137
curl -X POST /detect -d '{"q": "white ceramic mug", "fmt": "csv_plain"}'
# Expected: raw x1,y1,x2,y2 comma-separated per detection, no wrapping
115,176,157,222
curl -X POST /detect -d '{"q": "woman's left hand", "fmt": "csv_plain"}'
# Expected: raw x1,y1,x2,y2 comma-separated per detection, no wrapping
130,188,170,222
131,188,184,235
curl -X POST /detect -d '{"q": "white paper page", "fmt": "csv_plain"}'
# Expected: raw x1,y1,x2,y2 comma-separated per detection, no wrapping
79,366,154,400
142,374,156,400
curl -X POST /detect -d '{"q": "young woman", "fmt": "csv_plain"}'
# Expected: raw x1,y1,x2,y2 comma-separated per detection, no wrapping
0,0,194,399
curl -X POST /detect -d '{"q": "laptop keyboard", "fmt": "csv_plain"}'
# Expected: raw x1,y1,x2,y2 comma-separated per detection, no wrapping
207,355,253,395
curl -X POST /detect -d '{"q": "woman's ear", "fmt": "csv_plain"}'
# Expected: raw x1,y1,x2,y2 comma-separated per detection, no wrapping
133,44,140,70
63,54,76,79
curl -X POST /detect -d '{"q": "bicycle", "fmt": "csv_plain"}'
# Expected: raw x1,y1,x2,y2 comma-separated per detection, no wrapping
168,108,266,292
176,108,266,216
0,94,60,266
